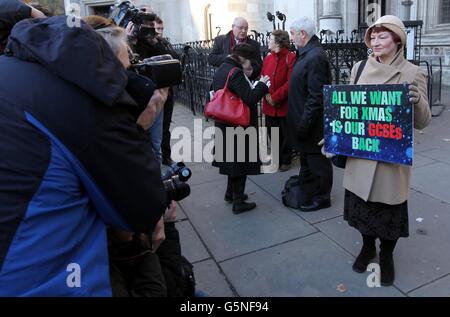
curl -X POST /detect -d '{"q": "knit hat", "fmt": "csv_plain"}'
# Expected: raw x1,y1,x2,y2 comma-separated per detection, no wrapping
364,15,407,48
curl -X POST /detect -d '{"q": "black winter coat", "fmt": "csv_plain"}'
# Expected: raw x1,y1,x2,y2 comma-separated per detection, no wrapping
0,0,31,54
1,16,166,233
287,35,332,153
208,31,262,80
133,37,180,60
211,57,268,177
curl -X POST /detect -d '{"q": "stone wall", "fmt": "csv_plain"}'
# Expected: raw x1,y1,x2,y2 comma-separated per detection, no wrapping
32,0,66,15
63,0,450,86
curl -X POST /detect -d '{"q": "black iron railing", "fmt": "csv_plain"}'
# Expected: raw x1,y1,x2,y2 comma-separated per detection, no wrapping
172,32,369,115
172,16,430,116
172,41,215,115
320,31,369,85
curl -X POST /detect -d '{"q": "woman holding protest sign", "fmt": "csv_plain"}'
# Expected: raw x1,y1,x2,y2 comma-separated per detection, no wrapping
323,15,431,286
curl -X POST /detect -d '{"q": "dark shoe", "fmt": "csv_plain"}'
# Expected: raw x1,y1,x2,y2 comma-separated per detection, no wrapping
380,252,395,286
162,157,175,166
225,193,248,203
232,201,256,214
352,246,376,273
279,164,291,172
299,199,331,212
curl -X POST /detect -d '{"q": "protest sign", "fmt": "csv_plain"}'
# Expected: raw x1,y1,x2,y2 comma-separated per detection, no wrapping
323,84,413,166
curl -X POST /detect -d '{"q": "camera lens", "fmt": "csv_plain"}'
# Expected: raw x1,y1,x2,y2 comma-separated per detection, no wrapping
161,162,192,182
177,167,191,182
163,177,191,206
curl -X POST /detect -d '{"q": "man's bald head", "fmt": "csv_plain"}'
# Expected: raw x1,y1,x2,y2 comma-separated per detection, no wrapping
232,17,249,41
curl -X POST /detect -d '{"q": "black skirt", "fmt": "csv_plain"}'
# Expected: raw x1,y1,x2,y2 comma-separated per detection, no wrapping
343,190,409,240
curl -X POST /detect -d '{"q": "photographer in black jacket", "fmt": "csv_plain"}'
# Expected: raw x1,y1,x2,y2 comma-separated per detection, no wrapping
84,15,169,296
155,16,179,166
124,6,178,164
0,0,46,54
0,15,167,296
85,15,195,297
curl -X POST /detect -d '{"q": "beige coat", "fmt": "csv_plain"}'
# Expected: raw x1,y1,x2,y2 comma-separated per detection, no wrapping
344,49,432,204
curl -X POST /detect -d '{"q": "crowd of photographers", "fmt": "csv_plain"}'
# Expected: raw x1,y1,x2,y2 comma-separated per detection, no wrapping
0,0,195,297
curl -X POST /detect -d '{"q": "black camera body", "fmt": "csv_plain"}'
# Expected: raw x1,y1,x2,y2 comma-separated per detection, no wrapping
162,162,192,206
130,54,182,89
110,1,156,40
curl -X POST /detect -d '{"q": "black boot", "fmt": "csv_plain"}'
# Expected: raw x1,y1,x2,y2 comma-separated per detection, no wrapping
232,177,255,214
380,239,397,286
225,177,248,203
352,234,376,273
224,177,233,202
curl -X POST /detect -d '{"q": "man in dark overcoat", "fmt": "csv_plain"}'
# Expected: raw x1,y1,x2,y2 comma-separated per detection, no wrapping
287,17,333,212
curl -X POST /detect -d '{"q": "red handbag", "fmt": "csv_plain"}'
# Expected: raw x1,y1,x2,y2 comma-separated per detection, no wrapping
204,67,250,127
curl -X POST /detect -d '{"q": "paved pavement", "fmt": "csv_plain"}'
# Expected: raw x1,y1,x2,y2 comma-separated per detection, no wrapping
169,89,450,297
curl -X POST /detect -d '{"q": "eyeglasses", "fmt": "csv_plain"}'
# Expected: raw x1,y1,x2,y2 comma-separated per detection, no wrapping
233,25,249,31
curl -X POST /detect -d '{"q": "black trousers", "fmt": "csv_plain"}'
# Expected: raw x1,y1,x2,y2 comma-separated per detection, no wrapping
226,176,247,202
265,115,291,165
161,90,174,162
362,234,398,254
298,152,333,203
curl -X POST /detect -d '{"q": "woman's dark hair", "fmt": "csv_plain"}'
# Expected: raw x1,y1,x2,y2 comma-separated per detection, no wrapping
231,43,255,61
271,30,291,49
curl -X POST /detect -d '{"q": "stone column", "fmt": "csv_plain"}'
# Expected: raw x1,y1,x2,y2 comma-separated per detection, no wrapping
319,0,342,33
400,0,414,21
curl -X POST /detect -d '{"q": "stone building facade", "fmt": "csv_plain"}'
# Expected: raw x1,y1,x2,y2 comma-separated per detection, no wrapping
58,0,450,85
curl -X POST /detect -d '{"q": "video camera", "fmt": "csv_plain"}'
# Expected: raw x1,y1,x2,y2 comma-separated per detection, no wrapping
162,162,192,206
110,1,156,40
130,54,182,89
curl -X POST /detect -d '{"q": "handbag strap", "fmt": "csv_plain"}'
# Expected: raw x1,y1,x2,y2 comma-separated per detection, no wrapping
354,59,367,84
223,67,239,90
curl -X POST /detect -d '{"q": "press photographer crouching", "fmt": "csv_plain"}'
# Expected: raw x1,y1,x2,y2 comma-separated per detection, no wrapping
84,15,194,297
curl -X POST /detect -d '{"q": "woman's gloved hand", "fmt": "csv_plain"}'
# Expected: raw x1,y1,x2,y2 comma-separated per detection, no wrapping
259,75,271,89
408,81,422,104
318,139,335,159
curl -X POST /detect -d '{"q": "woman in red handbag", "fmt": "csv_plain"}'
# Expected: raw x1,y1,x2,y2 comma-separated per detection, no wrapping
261,30,296,172
211,44,270,214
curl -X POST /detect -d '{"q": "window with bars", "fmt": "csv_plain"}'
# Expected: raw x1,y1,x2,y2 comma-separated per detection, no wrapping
88,5,112,18
440,0,450,24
